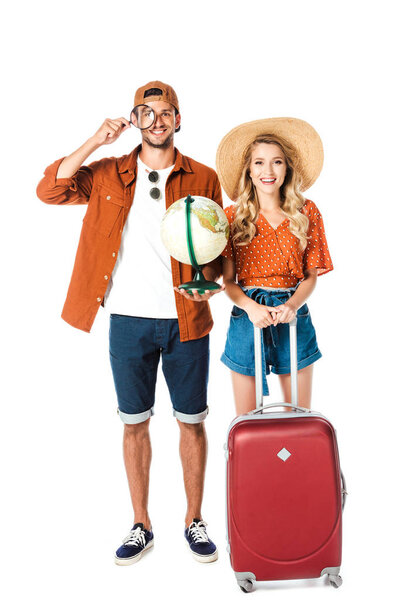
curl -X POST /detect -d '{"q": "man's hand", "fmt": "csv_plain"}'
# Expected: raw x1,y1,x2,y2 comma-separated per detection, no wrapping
55,117,131,180
91,117,131,146
174,284,225,302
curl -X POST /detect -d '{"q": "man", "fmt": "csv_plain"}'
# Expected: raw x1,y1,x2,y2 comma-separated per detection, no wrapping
37,81,223,565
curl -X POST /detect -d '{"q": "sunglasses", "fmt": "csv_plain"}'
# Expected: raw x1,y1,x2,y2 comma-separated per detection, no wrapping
148,170,161,200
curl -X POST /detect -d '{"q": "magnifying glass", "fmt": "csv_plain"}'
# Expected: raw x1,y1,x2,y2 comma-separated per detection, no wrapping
127,104,156,130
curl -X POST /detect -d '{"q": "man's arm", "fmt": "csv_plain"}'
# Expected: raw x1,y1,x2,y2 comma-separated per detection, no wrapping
36,117,130,205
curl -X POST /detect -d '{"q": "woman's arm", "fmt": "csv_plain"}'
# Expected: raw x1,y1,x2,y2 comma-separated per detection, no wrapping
222,257,278,327
274,268,318,324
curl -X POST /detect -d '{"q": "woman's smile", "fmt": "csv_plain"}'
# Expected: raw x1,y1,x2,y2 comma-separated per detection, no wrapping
249,143,287,197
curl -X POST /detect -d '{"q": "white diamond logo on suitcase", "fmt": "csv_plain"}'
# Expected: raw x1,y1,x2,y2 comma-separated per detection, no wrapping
277,447,292,462
225,319,346,592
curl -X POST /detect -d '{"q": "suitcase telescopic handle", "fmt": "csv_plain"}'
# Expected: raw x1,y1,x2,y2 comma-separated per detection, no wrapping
255,318,298,409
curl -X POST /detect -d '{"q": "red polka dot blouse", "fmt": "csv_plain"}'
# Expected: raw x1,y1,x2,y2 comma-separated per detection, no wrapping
221,199,333,288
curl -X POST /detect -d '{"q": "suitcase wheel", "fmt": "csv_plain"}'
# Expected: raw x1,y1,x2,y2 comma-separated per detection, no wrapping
328,574,343,588
238,580,254,593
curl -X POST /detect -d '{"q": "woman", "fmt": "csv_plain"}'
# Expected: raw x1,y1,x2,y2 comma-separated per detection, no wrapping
216,118,333,415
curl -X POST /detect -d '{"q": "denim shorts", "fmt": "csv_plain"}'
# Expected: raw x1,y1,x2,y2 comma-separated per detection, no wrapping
221,288,322,395
109,315,209,424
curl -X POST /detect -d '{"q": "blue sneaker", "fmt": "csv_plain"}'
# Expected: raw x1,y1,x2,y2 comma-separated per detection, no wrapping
115,523,154,565
184,519,218,563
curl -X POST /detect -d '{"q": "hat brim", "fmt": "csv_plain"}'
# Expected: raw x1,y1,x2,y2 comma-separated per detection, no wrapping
216,117,324,199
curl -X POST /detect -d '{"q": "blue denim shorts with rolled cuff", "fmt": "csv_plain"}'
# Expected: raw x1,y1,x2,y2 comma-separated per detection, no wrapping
220,287,322,395
109,315,210,425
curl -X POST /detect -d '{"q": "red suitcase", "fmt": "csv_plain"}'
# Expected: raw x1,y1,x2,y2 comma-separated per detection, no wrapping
225,320,346,592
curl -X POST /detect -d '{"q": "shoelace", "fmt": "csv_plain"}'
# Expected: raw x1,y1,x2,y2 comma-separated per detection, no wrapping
188,520,209,544
122,527,146,547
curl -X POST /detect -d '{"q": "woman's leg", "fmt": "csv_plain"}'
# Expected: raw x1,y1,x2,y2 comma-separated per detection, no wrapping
231,371,257,416
277,364,314,409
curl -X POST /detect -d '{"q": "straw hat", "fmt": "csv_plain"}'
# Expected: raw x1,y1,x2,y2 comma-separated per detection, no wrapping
216,117,323,199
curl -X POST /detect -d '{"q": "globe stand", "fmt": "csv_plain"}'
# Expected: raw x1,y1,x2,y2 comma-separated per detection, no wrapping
178,195,222,295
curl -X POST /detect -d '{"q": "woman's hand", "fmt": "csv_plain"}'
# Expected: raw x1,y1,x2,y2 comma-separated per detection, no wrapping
245,300,279,328
273,300,297,324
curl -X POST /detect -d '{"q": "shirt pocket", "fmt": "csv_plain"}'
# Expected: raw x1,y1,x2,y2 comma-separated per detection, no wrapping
84,183,125,237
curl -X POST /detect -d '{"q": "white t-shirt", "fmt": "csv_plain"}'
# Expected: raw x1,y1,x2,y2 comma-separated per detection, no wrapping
105,157,178,318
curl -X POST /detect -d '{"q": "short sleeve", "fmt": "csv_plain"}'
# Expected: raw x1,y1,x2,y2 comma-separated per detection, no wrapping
303,201,333,276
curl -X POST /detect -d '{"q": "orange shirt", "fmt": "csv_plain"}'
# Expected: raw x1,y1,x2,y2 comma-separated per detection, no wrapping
222,199,333,288
37,145,222,340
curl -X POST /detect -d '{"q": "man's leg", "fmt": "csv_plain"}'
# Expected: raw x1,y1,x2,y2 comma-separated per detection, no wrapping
177,418,217,562
161,321,217,561
160,322,210,527
123,419,152,530
114,417,154,566
110,315,159,564
177,420,207,528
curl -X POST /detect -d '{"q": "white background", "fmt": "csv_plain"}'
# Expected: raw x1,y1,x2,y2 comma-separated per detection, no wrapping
1,0,399,598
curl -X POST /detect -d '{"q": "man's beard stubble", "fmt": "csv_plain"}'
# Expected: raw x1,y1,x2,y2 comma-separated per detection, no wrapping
142,130,174,150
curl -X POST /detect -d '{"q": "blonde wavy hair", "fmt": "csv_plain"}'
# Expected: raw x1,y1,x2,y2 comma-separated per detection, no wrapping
232,134,309,250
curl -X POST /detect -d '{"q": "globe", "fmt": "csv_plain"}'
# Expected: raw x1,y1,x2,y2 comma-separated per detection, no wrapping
160,195,229,265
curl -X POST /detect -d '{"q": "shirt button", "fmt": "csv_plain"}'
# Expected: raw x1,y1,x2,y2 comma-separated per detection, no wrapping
96,297,102,302
106,195,111,200
104,275,109,280
112,252,116,257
